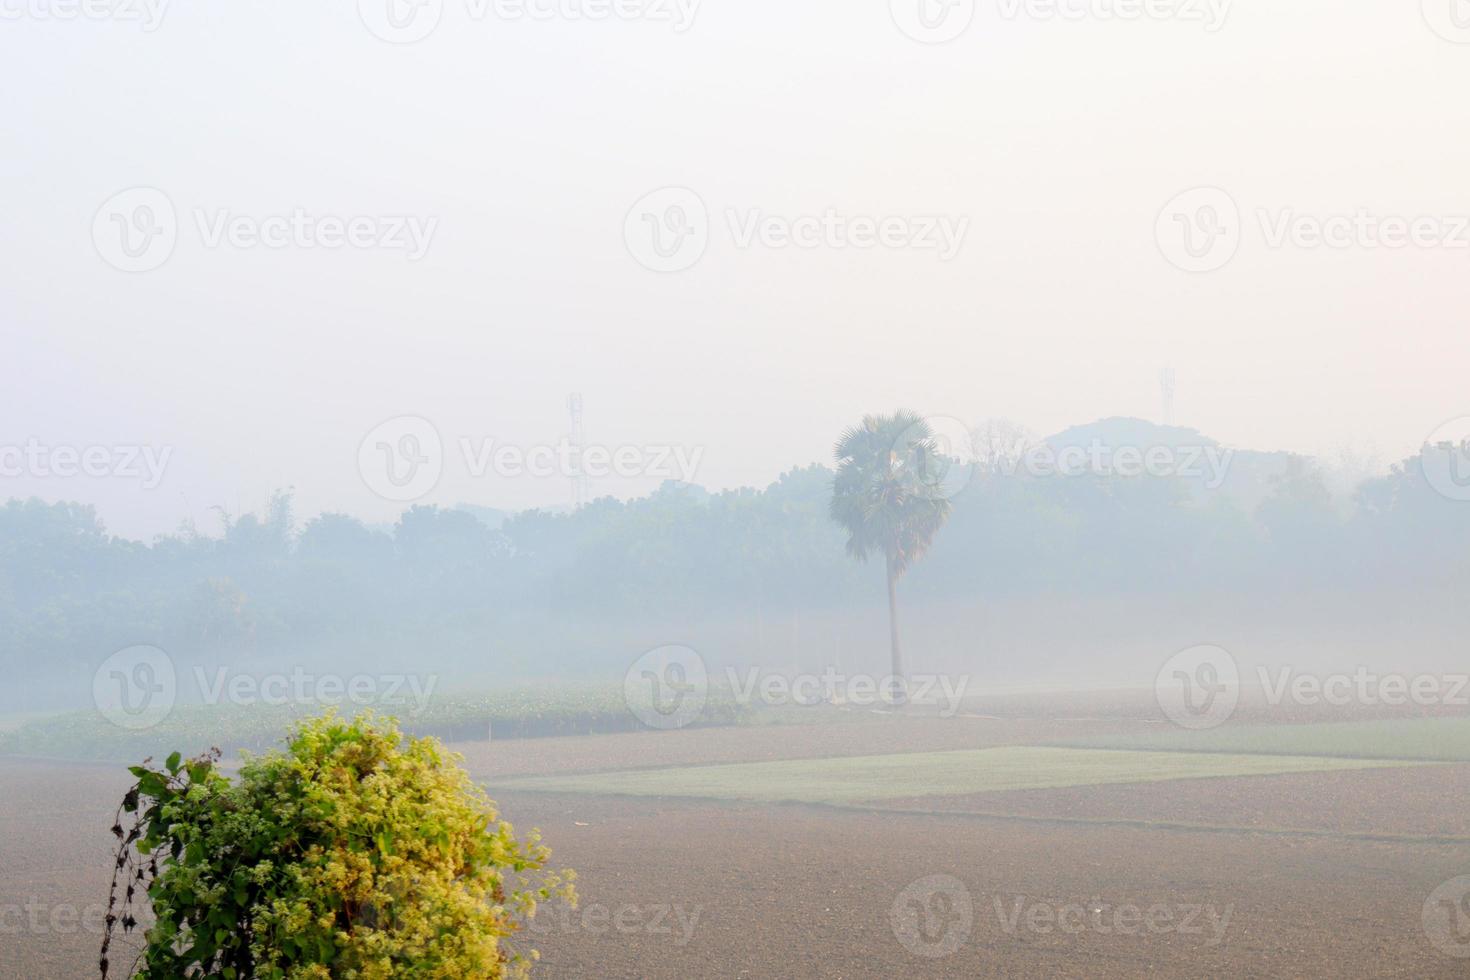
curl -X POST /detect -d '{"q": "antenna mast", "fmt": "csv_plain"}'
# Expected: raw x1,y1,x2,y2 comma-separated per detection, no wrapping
1159,367,1177,426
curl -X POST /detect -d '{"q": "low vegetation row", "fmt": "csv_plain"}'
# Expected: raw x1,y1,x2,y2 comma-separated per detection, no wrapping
0,682,759,762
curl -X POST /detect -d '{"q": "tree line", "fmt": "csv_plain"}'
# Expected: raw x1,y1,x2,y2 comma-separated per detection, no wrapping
3,430,1466,696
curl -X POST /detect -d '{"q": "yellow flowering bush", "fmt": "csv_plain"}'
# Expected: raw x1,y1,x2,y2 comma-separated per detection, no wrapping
102,712,573,979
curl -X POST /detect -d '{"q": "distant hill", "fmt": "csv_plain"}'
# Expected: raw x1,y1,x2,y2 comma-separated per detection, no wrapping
1043,417,1298,511
1047,417,1220,451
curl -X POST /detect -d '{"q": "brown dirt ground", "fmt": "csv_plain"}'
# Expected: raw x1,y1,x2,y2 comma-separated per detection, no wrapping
871,764,1470,840
499,791,1470,980
3,714,1469,979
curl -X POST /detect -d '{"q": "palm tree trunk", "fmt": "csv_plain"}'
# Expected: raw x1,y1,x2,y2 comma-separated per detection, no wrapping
886,555,907,706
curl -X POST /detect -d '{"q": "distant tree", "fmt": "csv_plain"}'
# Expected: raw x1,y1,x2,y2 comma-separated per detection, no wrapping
970,417,1036,474
1255,456,1341,580
298,512,390,564
830,412,953,702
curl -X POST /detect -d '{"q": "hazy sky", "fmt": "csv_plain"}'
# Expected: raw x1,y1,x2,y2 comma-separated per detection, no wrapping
4,0,1469,538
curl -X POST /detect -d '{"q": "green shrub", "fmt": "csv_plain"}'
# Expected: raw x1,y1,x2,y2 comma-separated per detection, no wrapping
101,712,574,979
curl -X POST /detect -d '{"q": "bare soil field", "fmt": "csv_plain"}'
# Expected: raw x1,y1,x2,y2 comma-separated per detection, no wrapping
2,708,1467,979
498,792,1469,979
874,763,1470,840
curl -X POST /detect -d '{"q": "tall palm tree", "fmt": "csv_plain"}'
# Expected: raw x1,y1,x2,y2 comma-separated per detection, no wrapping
830,411,953,704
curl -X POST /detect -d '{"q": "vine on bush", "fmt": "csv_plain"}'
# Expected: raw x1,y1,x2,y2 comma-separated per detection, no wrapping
100,712,573,978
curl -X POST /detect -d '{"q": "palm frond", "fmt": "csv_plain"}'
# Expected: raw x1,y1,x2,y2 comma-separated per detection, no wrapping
829,410,955,578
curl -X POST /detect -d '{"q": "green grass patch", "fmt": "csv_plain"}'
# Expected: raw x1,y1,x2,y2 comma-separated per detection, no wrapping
1057,717,1470,762
499,746,1427,805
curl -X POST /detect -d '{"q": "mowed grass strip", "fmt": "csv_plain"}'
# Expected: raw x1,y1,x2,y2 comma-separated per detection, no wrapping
1058,717,1470,762
500,746,1426,805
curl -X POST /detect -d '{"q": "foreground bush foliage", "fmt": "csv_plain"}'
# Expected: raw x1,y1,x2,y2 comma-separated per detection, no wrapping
101,712,573,978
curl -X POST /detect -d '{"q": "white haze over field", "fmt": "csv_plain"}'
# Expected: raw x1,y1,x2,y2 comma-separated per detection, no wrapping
3,0,1468,538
